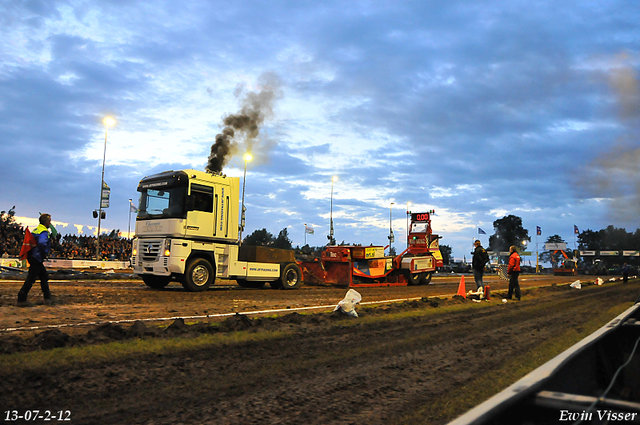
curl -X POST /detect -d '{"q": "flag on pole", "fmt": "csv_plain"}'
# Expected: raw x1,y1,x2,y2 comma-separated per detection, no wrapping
574,225,579,234
536,226,541,236
478,227,486,235
19,227,37,260
305,224,314,235
130,200,138,213
101,182,110,208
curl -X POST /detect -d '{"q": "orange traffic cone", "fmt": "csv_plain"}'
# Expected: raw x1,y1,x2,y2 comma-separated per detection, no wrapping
456,275,466,298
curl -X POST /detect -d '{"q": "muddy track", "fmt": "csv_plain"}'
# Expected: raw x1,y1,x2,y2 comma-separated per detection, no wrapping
0,274,584,333
1,280,638,425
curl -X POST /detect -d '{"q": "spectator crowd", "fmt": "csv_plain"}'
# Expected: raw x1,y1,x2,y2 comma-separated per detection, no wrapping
1,207,132,261
51,233,133,261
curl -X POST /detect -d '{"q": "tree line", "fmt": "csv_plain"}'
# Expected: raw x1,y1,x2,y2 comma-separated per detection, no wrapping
485,214,639,268
242,227,454,264
239,215,636,269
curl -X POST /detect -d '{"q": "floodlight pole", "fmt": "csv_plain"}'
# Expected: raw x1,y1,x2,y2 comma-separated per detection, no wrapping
128,198,133,239
96,123,108,260
239,153,252,244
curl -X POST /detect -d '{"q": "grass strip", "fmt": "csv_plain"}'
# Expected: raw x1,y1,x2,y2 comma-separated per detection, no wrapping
0,329,291,375
395,302,634,425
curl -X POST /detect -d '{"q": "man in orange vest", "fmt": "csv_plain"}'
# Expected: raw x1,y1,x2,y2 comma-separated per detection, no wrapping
17,214,54,306
507,245,521,301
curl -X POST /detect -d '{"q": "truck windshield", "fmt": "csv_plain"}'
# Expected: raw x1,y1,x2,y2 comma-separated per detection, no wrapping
137,186,187,219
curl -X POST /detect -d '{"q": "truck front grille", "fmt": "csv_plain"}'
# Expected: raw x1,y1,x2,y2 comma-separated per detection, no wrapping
140,241,162,262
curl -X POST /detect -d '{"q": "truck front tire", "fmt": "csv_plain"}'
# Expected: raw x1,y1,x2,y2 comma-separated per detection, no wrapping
142,275,171,289
181,257,214,292
278,263,302,290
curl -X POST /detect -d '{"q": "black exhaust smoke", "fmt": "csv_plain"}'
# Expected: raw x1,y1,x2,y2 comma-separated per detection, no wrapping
206,72,281,173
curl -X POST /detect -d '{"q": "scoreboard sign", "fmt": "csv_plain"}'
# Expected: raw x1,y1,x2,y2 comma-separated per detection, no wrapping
411,213,430,222
544,243,567,251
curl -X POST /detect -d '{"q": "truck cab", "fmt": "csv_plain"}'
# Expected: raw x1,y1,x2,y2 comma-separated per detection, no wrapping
132,169,301,292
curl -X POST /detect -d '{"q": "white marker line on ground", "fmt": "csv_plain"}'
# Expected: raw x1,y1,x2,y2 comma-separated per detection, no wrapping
0,280,584,333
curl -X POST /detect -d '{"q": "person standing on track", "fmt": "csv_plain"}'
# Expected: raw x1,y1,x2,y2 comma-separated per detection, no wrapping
506,245,521,301
622,263,630,284
17,213,54,306
472,240,489,292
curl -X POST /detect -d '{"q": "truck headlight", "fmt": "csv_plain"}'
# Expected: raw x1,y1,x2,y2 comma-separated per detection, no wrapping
164,239,171,257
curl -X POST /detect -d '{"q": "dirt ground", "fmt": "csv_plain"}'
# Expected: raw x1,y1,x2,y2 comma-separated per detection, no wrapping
1,273,638,424
0,271,583,333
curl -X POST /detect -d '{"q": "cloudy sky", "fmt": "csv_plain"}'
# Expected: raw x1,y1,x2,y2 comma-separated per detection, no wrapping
1,0,639,262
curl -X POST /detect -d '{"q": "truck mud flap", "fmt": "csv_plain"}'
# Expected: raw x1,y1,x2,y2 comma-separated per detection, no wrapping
299,261,352,287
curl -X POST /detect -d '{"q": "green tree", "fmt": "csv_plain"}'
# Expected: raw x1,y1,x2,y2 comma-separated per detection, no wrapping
439,244,453,265
294,244,325,259
577,229,603,251
0,206,23,256
539,235,571,267
243,228,274,246
0,206,18,229
577,226,640,268
488,215,530,256
273,228,293,249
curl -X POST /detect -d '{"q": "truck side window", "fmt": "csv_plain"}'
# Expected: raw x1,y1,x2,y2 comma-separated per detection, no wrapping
190,184,213,213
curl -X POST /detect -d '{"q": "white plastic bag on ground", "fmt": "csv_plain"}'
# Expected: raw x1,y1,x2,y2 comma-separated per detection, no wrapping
596,277,603,286
570,280,581,289
467,287,485,300
334,289,362,317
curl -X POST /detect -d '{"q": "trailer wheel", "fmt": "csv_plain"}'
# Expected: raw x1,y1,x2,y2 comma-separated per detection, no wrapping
420,272,433,285
408,272,421,285
181,258,214,292
142,275,171,289
279,263,302,290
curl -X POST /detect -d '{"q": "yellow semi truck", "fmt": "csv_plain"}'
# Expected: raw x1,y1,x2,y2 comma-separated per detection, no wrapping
131,169,301,291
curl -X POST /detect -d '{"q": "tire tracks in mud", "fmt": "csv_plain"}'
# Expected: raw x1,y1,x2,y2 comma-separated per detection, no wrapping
1,282,639,425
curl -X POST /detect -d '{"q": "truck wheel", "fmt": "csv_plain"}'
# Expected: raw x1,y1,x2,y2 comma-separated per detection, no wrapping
142,275,171,289
408,272,421,285
181,258,214,292
279,263,302,289
420,272,432,285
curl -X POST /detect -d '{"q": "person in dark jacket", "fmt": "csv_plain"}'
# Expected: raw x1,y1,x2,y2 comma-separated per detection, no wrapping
507,245,521,301
17,214,53,306
622,263,630,284
472,240,489,290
